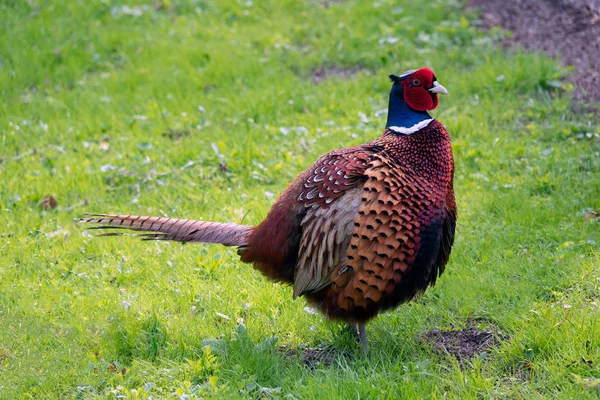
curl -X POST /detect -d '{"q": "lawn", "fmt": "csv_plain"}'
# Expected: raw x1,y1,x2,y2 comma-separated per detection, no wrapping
1,0,599,398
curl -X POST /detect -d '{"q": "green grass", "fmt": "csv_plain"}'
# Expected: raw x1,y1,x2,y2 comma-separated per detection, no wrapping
1,0,599,398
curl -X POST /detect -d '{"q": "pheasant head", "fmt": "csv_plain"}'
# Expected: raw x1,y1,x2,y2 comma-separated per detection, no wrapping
385,67,448,134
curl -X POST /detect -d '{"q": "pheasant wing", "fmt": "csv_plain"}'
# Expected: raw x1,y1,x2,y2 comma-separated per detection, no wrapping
292,146,380,298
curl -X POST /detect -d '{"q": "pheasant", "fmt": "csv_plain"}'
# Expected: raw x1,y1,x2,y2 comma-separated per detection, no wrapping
81,67,456,350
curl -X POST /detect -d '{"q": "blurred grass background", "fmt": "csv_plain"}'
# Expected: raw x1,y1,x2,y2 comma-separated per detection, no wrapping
1,0,599,398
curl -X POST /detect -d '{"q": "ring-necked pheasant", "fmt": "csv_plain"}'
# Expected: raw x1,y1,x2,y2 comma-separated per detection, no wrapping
81,67,456,350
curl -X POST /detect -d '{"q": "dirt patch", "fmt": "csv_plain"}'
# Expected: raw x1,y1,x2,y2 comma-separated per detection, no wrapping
584,209,600,221
470,0,600,103
162,128,190,141
423,324,507,362
311,66,366,84
311,0,343,8
281,346,338,368
40,195,57,210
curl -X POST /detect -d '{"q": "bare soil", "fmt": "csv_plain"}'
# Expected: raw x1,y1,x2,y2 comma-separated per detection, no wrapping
423,324,508,362
470,0,600,103
311,66,366,84
281,346,338,368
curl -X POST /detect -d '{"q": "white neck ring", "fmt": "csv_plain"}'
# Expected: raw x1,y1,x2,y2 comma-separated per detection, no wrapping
388,118,434,135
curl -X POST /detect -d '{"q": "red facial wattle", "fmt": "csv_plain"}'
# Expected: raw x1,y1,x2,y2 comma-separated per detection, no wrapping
404,87,438,111
402,68,440,111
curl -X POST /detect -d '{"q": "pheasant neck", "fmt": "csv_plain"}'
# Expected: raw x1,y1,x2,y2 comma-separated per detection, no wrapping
385,93,433,135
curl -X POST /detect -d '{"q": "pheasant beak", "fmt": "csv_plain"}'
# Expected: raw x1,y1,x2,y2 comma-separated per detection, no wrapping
429,81,448,95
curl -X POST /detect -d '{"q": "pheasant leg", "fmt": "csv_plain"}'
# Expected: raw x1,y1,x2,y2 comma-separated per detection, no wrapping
358,324,368,353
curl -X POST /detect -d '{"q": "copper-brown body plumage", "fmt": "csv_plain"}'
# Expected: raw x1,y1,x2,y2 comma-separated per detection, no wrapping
240,121,455,323
81,68,456,348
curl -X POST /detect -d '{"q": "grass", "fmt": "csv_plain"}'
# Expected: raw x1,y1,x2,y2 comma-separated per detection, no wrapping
1,0,599,398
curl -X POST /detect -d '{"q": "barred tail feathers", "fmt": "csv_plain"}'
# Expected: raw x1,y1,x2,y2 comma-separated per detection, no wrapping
80,214,253,246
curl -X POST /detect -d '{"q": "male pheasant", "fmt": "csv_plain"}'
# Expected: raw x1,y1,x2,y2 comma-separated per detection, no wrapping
81,67,456,349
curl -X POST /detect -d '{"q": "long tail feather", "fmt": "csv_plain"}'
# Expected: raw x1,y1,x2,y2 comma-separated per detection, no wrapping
79,214,253,246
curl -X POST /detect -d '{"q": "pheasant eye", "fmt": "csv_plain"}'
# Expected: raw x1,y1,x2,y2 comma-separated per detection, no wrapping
412,78,420,86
